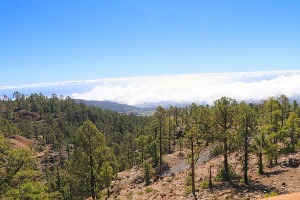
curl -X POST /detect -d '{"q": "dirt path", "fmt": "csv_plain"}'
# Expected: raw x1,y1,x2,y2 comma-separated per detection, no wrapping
164,147,211,176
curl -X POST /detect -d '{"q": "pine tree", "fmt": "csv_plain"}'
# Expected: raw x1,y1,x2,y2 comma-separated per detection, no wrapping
155,106,165,178
238,102,257,184
69,120,117,199
212,97,237,181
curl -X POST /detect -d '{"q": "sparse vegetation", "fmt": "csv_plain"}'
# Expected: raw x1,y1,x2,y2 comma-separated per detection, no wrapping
200,180,211,189
145,187,156,193
184,186,192,196
166,177,173,183
168,187,174,193
264,191,279,198
126,190,134,199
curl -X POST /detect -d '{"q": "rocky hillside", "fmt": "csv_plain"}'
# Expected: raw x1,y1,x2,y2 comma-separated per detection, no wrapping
106,149,300,200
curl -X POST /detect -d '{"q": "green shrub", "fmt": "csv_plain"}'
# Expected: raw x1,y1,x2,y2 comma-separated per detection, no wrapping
280,146,295,154
215,165,239,181
143,161,152,186
185,175,192,186
296,141,300,151
145,187,155,193
210,145,223,157
239,178,245,184
126,191,133,200
200,181,211,189
184,186,192,196
264,191,278,198
166,177,173,183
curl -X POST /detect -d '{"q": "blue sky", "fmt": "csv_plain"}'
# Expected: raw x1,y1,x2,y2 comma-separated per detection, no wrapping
1,0,300,86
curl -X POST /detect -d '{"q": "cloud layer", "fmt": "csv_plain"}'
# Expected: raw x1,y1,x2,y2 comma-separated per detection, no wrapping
71,70,300,106
1,70,300,106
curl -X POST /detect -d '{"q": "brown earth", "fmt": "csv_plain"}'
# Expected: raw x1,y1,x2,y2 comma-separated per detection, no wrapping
8,135,300,200
9,135,38,149
8,135,50,157
108,149,300,200
163,149,190,167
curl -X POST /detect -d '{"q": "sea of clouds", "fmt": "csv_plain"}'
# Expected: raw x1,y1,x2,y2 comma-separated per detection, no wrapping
1,70,300,106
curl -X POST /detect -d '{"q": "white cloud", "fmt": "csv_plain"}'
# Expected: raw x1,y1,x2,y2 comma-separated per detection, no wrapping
2,70,300,106
71,70,300,106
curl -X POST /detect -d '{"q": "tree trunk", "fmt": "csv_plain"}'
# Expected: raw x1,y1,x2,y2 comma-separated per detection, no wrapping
175,109,178,126
154,128,158,167
141,146,144,164
88,136,95,199
209,161,213,192
168,118,171,152
223,136,229,181
259,133,264,174
274,138,278,165
259,152,263,174
130,142,134,166
179,137,182,155
191,136,196,196
159,121,163,178
244,128,249,185
291,132,295,152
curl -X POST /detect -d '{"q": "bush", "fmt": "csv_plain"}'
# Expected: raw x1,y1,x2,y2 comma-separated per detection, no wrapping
210,145,223,158
239,178,245,184
280,146,296,154
185,175,192,186
143,161,152,186
126,191,133,199
200,181,212,189
145,187,157,193
296,141,300,151
215,165,239,181
264,191,278,198
166,177,173,183
184,186,192,196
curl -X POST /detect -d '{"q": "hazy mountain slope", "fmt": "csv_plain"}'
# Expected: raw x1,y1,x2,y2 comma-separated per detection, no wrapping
74,99,155,115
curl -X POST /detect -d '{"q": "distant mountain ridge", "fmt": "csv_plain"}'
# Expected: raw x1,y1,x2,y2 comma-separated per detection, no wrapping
74,99,155,116
74,96,300,115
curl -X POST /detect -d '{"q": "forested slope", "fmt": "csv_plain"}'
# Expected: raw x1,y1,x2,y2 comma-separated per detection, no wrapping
1,93,300,199
0,93,151,199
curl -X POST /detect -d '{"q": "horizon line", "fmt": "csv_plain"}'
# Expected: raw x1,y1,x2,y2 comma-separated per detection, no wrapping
1,69,300,90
